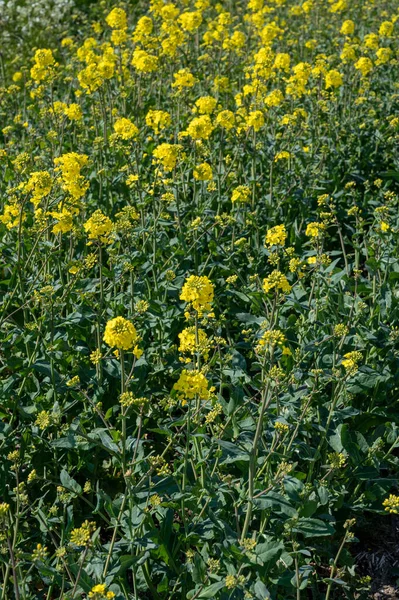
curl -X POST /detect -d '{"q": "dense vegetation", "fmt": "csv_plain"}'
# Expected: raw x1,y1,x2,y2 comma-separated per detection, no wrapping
1,0,399,598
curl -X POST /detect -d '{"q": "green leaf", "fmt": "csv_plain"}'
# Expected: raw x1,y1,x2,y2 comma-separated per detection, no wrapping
60,470,82,495
292,518,335,538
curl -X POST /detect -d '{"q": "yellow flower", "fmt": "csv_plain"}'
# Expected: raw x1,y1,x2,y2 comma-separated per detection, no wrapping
106,8,127,30
306,222,325,238
274,53,290,72
146,110,171,134
185,115,214,140
114,117,139,140
153,143,182,171
340,20,355,35
180,275,214,314
245,110,264,132
51,209,74,235
23,171,52,207
383,494,399,514
354,57,373,77
64,103,83,121
0,203,21,229
263,270,291,294
341,351,362,374
179,11,202,32
265,89,284,107
30,49,55,82
265,224,287,247
231,185,251,204
215,110,235,130
257,329,286,351
54,152,89,201
84,210,113,243
325,69,343,89
172,68,196,92
178,327,210,360
195,96,217,115
380,221,390,232
173,369,210,401
193,163,213,181
376,48,392,65
132,49,159,73
274,151,291,161
379,21,394,37
103,317,138,351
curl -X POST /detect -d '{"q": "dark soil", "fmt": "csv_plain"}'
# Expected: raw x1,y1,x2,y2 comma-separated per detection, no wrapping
353,514,399,598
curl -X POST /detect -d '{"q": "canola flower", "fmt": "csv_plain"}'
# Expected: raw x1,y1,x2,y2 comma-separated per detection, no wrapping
113,118,139,140
173,369,210,401
341,351,362,374
54,152,89,201
180,275,214,315
178,327,210,361
103,317,137,351
263,270,291,294
383,494,399,514
84,210,113,244
265,225,287,248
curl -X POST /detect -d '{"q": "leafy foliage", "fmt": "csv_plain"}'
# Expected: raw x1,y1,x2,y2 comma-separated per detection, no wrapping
0,0,399,599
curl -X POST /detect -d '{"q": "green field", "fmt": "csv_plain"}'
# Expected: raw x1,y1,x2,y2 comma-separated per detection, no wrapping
1,0,399,598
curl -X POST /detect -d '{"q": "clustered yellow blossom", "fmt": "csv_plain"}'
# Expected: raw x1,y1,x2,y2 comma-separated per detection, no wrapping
178,327,210,361
306,222,326,238
84,210,113,244
193,163,213,181
180,275,214,315
263,270,291,294
30,49,56,83
231,185,251,204
256,329,286,352
113,117,139,140
265,224,287,247
54,152,89,201
146,110,171,134
153,143,182,171
70,520,96,547
341,351,362,374
103,317,138,350
23,171,52,207
88,583,115,599
173,369,210,402
383,494,399,514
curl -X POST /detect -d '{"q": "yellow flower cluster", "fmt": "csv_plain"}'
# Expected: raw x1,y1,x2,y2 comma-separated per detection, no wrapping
103,317,138,351
173,369,210,401
178,327,210,361
113,117,139,140
146,110,171,134
231,185,251,204
341,351,362,374
193,162,212,181
30,49,55,82
265,224,287,248
88,583,115,599
263,270,291,294
180,275,214,315
306,222,325,238
54,152,89,201
132,49,159,73
383,494,399,514
84,210,113,244
23,171,52,207
153,143,182,171
257,329,286,351
70,520,96,547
